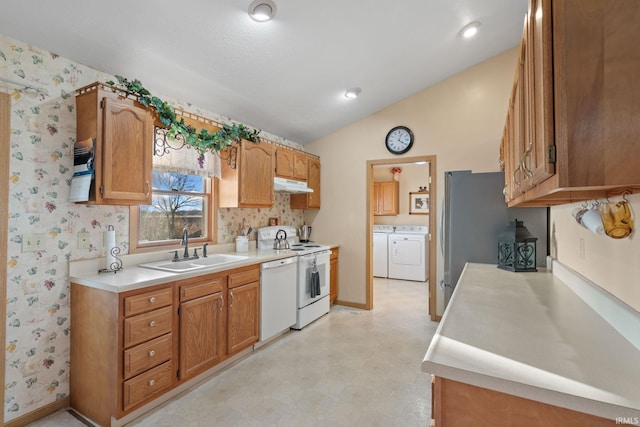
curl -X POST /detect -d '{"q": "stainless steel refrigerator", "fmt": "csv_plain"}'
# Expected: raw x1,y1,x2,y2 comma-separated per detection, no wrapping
441,171,548,309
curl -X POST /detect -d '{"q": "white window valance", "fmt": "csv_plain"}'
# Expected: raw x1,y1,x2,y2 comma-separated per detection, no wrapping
152,128,222,179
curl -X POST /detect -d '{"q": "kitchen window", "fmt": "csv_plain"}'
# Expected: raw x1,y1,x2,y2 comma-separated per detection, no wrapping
129,126,218,252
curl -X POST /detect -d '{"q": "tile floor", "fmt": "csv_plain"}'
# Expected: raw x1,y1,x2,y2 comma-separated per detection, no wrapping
28,278,439,427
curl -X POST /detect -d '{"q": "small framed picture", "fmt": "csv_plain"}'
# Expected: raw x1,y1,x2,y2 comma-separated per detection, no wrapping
409,192,429,215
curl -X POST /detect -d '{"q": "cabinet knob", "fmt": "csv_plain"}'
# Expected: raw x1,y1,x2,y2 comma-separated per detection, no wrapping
149,296,156,303
149,320,156,327
148,379,155,387
148,350,155,357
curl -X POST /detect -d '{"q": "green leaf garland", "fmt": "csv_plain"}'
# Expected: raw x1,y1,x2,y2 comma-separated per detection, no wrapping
105,75,261,155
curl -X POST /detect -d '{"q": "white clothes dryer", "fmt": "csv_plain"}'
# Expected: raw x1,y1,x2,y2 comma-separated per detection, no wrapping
373,225,394,277
388,225,429,282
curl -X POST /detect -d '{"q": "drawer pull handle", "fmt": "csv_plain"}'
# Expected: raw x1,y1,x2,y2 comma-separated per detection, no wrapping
148,379,155,386
219,294,224,311
149,320,156,327
149,296,156,303
148,350,155,357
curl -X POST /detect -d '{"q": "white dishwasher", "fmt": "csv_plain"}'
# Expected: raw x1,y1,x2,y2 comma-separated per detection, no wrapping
260,256,297,341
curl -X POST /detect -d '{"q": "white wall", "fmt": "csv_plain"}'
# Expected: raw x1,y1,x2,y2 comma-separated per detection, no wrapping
550,195,640,312
304,48,518,314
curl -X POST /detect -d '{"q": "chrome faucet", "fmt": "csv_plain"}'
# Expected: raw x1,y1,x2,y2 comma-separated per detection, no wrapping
181,227,189,258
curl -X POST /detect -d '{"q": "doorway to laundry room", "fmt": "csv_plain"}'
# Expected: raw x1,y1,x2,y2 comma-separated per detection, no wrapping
366,155,437,320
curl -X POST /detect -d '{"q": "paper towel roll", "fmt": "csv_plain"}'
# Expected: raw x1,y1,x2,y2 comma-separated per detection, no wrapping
104,227,117,270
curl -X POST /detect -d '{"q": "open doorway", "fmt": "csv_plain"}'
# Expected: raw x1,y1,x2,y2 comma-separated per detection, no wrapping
366,155,437,320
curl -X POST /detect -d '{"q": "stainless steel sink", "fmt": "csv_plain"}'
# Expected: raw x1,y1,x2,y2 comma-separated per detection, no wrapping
138,261,207,273
191,254,249,266
139,254,249,273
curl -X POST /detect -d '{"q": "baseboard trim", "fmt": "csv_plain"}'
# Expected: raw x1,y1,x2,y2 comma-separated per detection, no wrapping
4,396,70,427
334,300,368,310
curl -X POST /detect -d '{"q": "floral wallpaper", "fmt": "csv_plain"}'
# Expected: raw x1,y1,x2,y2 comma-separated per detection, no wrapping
1,35,304,422
218,194,304,243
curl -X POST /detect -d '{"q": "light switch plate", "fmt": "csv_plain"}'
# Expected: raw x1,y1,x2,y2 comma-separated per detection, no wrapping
78,232,90,249
22,233,46,252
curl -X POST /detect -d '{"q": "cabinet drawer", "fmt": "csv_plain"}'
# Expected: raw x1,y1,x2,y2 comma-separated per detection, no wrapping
122,361,173,411
124,306,172,348
123,333,173,380
180,277,224,302
124,287,172,317
228,267,259,289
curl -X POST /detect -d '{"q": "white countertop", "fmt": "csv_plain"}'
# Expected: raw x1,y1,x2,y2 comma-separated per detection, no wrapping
422,262,640,421
70,248,297,293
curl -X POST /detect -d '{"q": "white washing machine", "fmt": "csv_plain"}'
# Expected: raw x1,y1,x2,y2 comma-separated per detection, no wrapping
373,225,394,277
388,225,429,282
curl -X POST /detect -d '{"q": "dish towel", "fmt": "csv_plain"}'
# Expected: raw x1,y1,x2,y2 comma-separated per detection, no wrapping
310,258,320,298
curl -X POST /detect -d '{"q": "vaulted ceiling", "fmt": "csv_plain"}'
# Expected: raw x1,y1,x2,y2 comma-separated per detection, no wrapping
1,0,527,144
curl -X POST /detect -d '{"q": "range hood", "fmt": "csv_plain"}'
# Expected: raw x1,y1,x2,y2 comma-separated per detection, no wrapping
274,177,313,194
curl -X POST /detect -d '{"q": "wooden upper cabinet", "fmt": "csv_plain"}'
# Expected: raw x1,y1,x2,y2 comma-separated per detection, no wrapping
526,0,555,187
275,147,308,181
504,0,640,207
292,153,308,181
219,140,275,208
291,156,321,209
373,181,399,216
75,83,153,205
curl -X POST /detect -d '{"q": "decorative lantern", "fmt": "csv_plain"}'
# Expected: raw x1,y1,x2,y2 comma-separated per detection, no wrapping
497,219,537,272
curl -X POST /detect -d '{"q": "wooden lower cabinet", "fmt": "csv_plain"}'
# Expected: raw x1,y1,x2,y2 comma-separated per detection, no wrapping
70,263,262,426
178,273,226,381
329,247,339,303
70,283,178,427
227,268,260,355
432,376,615,426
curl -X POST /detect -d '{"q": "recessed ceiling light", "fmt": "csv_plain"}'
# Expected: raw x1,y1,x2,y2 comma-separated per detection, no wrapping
344,87,361,99
459,21,481,39
248,0,277,22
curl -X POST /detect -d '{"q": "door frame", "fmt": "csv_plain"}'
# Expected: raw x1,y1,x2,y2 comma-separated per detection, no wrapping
1,92,10,424
366,155,437,320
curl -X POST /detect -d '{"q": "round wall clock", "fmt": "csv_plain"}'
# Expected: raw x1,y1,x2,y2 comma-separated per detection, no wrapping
385,126,414,154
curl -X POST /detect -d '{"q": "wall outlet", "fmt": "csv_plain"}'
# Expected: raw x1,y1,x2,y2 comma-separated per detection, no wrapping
78,232,91,249
22,233,46,252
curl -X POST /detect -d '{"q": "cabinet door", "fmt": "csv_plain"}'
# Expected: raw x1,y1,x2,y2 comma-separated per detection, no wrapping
179,292,225,380
373,182,381,214
373,182,398,216
510,39,528,198
306,157,321,209
227,282,259,355
292,153,308,181
275,148,294,178
239,141,274,207
329,248,338,304
526,0,555,186
380,182,398,215
101,97,153,204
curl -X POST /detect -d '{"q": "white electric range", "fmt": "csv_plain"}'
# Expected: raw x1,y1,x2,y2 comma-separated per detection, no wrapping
257,226,331,329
